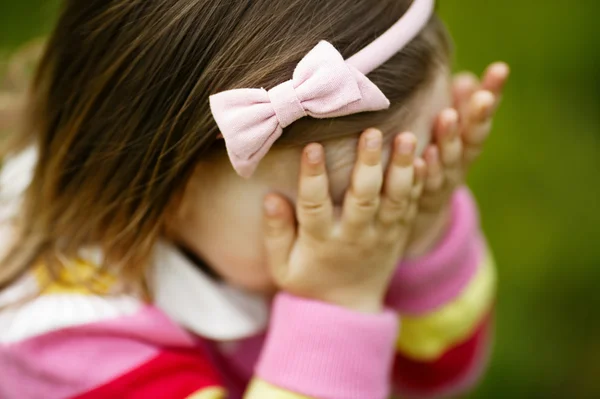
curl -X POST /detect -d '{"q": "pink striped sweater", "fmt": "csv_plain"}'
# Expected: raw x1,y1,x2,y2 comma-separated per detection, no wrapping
0,151,496,399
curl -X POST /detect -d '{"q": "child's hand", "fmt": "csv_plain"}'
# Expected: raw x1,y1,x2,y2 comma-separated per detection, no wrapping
263,129,425,313
406,62,510,257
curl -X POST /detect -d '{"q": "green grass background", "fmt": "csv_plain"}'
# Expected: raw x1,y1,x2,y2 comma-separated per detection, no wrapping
1,1,599,397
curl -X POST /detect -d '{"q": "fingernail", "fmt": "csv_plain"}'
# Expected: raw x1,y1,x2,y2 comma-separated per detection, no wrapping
307,145,322,164
443,109,459,137
264,197,279,216
426,146,439,162
414,158,427,180
475,92,495,120
456,73,478,90
492,62,510,79
448,109,459,126
365,131,382,150
398,136,415,155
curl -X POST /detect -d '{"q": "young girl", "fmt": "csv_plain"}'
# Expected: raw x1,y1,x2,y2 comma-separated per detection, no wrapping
0,0,509,398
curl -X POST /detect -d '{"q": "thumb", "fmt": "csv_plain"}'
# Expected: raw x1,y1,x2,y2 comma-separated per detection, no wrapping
263,194,296,284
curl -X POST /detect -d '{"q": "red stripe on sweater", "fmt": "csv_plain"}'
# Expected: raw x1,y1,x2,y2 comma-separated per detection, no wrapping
72,348,223,399
392,313,492,398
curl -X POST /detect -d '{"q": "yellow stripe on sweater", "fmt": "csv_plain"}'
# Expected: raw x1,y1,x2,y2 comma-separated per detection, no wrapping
246,379,315,399
186,387,227,399
396,251,497,361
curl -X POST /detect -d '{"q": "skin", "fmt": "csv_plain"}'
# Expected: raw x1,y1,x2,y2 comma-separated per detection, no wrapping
167,63,510,300
263,129,425,312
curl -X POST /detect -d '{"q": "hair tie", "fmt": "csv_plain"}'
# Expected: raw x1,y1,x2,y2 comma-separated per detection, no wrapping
210,0,435,178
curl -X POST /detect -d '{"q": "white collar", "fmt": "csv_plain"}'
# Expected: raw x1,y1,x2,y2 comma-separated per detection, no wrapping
151,241,269,340
0,148,269,341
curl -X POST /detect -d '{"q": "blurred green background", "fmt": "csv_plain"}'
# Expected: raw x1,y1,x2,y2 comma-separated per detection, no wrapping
1,1,599,398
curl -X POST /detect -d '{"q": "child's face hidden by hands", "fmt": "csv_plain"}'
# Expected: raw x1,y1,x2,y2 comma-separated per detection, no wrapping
167,68,451,295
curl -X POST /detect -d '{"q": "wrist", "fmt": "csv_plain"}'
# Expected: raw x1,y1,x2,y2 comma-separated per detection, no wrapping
292,288,385,314
319,291,384,314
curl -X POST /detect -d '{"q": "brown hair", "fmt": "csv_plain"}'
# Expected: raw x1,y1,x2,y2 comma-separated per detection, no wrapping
0,0,450,292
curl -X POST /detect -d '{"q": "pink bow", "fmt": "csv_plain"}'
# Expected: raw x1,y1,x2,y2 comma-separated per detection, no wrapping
209,41,390,178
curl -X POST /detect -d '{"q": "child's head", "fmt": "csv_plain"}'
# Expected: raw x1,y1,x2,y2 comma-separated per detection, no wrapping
1,0,451,292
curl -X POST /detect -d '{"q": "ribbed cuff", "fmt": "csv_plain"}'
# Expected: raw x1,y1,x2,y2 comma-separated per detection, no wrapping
386,188,484,315
256,293,399,399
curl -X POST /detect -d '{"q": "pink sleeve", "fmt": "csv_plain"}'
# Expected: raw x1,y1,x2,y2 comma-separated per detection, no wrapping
386,188,496,398
256,293,399,399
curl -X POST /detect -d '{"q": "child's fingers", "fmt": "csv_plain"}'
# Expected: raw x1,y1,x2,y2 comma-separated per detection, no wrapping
423,145,444,193
452,72,479,116
407,158,426,222
463,90,493,134
434,109,461,165
378,133,416,225
342,129,383,235
462,90,495,166
481,62,510,108
296,143,333,239
263,194,296,282
434,108,463,188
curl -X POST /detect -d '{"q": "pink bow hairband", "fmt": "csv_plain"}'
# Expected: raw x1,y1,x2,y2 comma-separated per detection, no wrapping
210,0,435,178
